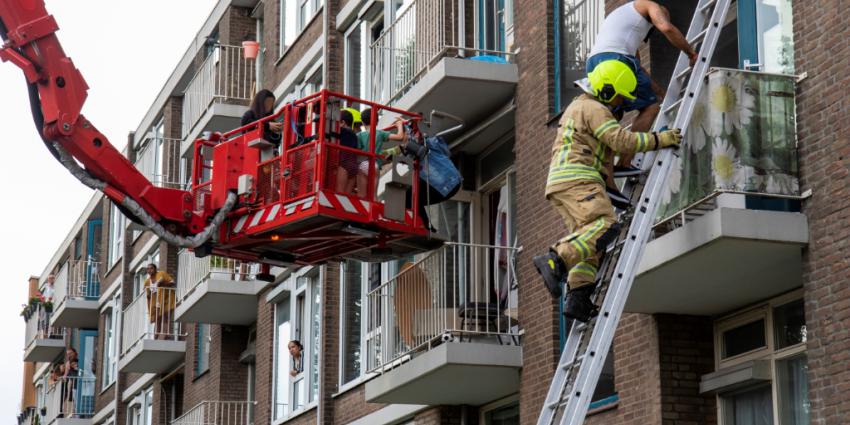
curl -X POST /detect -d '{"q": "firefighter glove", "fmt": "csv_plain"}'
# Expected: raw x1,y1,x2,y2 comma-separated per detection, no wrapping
655,129,682,149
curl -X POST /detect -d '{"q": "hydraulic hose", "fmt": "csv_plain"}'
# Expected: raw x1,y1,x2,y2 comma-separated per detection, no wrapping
25,80,236,248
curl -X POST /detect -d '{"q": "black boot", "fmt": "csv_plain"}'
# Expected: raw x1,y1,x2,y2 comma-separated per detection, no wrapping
533,250,567,299
563,286,599,322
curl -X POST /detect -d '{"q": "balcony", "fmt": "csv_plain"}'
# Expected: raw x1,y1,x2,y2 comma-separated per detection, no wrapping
44,376,95,425
370,0,517,136
175,251,267,325
51,260,101,329
627,68,807,316
181,44,256,151
171,401,255,425
364,243,522,405
135,137,187,190
23,303,65,362
119,287,186,373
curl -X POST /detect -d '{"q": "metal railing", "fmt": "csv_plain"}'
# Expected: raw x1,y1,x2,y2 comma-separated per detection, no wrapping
121,287,184,356
172,401,256,425
53,259,102,309
177,250,260,301
44,376,96,424
135,137,186,189
560,0,604,70
370,0,514,104
366,242,520,373
183,44,257,138
24,303,64,346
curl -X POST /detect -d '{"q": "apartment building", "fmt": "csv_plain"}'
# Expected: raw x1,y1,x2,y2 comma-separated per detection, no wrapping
16,0,846,424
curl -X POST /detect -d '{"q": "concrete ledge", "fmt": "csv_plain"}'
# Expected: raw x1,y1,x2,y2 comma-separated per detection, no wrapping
118,340,185,374
181,103,248,155
51,299,99,329
365,342,522,405
628,208,808,315
24,339,65,363
346,404,428,425
175,279,268,325
92,400,116,424
700,360,771,394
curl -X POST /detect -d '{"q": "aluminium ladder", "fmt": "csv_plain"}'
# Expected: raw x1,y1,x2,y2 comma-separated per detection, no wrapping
537,0,733,424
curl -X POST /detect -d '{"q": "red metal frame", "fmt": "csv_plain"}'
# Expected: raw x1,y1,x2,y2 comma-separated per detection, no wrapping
1,0,436,265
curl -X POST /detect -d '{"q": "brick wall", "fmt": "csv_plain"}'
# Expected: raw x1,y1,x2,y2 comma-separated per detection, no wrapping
656,315,715,425
793,1,850,424
253,286,275,425
262,2,324,92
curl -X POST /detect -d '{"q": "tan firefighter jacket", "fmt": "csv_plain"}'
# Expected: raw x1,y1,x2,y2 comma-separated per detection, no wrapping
546,94,660,196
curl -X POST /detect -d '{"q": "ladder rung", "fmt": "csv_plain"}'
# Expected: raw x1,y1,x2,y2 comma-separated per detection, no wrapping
663,99,683,115
675,66,693,80
699,0,718,13
688,28,708,44
560,354,585,371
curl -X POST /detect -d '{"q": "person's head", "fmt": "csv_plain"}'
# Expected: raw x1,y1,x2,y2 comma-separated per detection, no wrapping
250,89,277,118
66,347,78,361
340,110,354,128
146,263,158,277
360,108,373,128
47,274,55,285
588,59,637,106
341,107,362,131
288,340,303,357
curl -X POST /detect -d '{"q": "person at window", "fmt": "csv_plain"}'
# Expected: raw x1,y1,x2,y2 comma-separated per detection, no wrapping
335,109,361,195
242,89,284,160
288,340,304,377
356,108,406,196
533,60,681,322
586,0,697,175
40,274,56,337
144,263,175,340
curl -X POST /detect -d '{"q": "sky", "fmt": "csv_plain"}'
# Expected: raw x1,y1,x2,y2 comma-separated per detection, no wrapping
0,0,216,419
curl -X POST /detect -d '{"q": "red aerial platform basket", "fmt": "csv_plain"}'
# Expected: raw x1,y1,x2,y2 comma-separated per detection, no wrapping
190,90,443,266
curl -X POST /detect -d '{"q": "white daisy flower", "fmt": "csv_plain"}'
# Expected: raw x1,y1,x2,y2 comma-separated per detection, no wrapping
661,153,683,205
712,137,741,189
685,89,714,154
708,74,756,134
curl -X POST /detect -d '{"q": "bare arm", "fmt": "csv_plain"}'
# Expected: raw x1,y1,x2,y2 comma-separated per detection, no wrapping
638,1,698,66
388,118,406,141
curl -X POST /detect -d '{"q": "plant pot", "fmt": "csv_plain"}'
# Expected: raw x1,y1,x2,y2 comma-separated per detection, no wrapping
242,41,260,60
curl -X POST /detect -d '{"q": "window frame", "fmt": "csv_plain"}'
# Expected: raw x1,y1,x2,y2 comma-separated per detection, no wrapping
195,323,211,377
713,289,808,425
278,0,323,59
101,293,121,390
271,267,322,424
107,204,125,267
343,21,368,103
479,394,520,424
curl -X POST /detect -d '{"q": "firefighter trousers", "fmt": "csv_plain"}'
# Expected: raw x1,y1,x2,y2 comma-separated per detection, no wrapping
547,181,619,290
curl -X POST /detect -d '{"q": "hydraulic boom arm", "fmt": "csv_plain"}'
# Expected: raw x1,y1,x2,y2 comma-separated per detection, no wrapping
0,0,235,247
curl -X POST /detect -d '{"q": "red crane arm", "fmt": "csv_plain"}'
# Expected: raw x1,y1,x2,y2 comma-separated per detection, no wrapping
0,0,211,236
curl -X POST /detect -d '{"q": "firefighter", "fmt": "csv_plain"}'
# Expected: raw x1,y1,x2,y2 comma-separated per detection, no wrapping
533,59,682,322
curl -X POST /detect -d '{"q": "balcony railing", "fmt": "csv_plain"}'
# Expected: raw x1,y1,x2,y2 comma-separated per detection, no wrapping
53,259,101,306
44,376,96,424
370,0,514,104
121,287,184,355
652,68,799,233
171,401,256,425
135,137,186,190
177,251,260,301
366,242,520,373
24,303,64,345
182,44,256,139
560,0,604,70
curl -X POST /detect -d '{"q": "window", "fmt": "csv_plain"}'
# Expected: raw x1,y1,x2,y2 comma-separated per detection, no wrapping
102,293,120,389
297,0,322,32
279,0,297,56
737,0,794,73
339,260,363,386
714,292,809,425
299,66,323,97
554,0,604,111
344,22,366,102
477,0,514,53
481,397,519,425
144,388,153,425
196,324,211,376
107,204,125,267
272,269,322,421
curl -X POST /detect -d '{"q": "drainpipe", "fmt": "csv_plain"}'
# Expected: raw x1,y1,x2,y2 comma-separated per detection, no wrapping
457,0,465,57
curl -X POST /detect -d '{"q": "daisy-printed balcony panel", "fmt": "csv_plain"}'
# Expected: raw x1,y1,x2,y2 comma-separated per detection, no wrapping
658,68,799,220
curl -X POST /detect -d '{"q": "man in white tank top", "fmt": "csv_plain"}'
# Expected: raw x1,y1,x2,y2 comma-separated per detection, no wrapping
587,0,697,137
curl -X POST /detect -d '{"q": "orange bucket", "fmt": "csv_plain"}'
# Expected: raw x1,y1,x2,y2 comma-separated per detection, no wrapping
242,41,260,60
